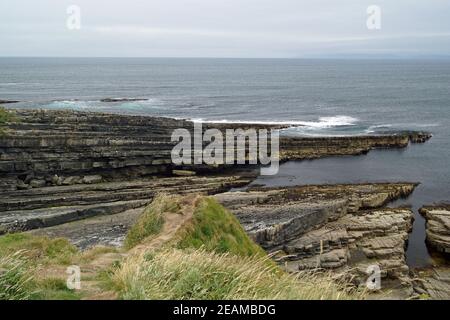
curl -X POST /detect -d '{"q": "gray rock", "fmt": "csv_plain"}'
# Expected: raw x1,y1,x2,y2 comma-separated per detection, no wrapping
62,176,81,185
51,175,63,186
16,180,30,190
82,175,103,184
0,99,19,104
216,183,417,297
29,179,46,188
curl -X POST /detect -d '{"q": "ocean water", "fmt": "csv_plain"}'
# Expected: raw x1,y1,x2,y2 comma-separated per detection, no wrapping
1,57,449,267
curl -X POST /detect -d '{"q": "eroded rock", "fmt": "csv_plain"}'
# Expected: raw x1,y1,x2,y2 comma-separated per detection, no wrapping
216,183,417,295
29,179,46,188
216,183,416,249
420,206,450,254
413,267,450,300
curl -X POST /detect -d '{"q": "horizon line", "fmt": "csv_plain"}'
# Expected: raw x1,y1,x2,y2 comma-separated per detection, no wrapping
1,55,450,60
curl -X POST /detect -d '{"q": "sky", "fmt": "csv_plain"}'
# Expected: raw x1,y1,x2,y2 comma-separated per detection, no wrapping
1,0,450,58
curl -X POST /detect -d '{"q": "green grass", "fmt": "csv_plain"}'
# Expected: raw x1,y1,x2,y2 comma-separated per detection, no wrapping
0,251,34,300
110,248,363,300
124,194,266,257
175,197,266,257
0,234,118,300
29,278,81,300
0,234,82,300
0,107,16,134
0,233,78,265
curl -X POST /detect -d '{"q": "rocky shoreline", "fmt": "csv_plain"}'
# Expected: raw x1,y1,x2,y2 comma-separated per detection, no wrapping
216,183,417,297
0,109,431,192
0,108,447,299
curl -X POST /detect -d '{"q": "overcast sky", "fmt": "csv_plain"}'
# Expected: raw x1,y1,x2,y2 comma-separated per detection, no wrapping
1,0,450,58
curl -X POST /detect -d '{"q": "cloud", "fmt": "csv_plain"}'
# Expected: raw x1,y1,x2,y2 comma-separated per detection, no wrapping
1,0,450,57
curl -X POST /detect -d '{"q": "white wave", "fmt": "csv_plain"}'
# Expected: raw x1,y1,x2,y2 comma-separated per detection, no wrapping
190,115,359,128
44,100,95,109
301,116,358,128
43,98,165,110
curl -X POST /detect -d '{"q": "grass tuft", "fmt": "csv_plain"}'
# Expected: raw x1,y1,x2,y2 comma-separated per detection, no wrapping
110,248,363,300
175,197,266,257
0,251,34,300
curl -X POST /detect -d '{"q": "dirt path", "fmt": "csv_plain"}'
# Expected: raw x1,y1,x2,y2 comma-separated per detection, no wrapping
130,195,198,254
79,194,200,299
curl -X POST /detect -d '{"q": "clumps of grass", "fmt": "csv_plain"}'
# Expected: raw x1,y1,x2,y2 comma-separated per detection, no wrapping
0,233,78,265
0,251,34,300
30,278,81,300
0,234,83,300
0,107,16,134
175,197,266,257
124,194,181,249
110,248,363,300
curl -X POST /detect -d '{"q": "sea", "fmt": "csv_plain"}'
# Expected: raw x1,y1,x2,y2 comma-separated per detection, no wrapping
1,57,449,268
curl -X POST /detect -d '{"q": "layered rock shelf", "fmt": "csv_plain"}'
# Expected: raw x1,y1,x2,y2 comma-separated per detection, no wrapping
215,183,417,295
0,109,431,193
413,268,450,300
215,183,416,249
279,132,432,161
0,175,253,235
420,205,450,254
0,109,431,245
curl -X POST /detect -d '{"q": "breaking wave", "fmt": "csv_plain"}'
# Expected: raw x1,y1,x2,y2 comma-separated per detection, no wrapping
191,115,359,129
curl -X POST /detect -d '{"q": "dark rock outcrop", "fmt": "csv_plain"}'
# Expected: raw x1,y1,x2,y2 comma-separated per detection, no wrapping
279,132,432,161
100,98,149,102
0,100,19,104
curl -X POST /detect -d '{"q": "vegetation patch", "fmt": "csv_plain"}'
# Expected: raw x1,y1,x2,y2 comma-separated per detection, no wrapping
0,107,16,134
29,278,81,300
0,233,78,266
0,233,119,300
110,248,362,300
175,197,266,257
0,251,34,300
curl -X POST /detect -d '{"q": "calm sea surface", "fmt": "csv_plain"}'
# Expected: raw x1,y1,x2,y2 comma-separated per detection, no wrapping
1,57,449,267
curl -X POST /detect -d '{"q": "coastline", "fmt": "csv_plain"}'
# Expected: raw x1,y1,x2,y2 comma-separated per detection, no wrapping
1,107,448,299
